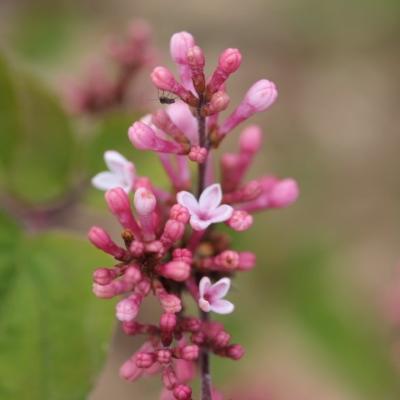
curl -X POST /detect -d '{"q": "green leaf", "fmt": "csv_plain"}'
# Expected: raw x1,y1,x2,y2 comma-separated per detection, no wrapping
0,224,115,400
0,53,21,172
282,245,400,399
5,70,77,204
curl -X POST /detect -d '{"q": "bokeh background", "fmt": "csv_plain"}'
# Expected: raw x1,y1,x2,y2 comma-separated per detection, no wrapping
1,0,400,399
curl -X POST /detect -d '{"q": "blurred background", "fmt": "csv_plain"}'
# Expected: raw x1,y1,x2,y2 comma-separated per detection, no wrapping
1,0,400,399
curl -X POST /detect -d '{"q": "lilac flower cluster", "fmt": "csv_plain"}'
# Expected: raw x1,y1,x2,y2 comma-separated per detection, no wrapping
89,31,299,400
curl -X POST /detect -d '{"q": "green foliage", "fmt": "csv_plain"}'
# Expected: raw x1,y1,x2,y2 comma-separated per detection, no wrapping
0,213,115,400
0,53,77,204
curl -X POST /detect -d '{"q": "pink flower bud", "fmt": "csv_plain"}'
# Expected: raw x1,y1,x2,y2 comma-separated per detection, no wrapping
135,278,152,296
238,251,256,271
129,240,144,256
207,48,242,94
226,344,245,360
135,352,156,368
116,295,141,322
180,344,199,361
188,146,208,163
160,312,177,332
214,250,239,270
162,220,185,245
219,79,277,137
92,280,131,299
239,125,263,154
172,248,193,264
105,188,141,235
173,384,192,400
134,187,156,215
124,265,142,284
92,267,118,285
129,121,186,154
158,261,191,282
121,321,141,335
170,204,190,223
160,293,182,313
219,48,242,73
119,358,142,382
187,45,205,68
157,349,172,364
212,331,231,348
269,178,299,208
227,210,253,231
170,31,195,65
191,331,206,345
204,91,230,115
180,317,201,332
162,366,178,390
88,226,126,259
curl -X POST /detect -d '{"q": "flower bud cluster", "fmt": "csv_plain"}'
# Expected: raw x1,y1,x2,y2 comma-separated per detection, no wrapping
88,30,299,400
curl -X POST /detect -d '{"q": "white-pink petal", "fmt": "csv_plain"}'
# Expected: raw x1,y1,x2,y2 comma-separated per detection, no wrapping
176,191,199,213
104,150,130,175
199,183,223,211
208,204,234,224
92,172,125,191
210,299,234,314
208,277,231,299
189,215,212,231
199,276,211,297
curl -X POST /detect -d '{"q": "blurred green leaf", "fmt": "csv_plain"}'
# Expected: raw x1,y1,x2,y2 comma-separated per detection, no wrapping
0,222,114,400
0,53,21,173
0,53,77,204
282,245,400,399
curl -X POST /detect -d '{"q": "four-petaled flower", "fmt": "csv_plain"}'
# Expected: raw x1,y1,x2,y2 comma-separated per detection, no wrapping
92,150,136,193
177,183,233,231
198,276,234,314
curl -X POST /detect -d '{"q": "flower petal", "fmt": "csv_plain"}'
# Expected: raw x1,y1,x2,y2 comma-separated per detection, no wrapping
176,191,199,214
92,172,123,191
166,101,198,144
208,204,234,224
199,298,211,312
199,183,222,211
121,163,136,191
198,276,211,298
210,299,234,314
190,215,211,231
208,277,231,300
104,150,129,175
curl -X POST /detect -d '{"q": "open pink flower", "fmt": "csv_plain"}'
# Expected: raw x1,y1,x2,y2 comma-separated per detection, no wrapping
198,277,234,314
92,150,135,193
177,183,233,231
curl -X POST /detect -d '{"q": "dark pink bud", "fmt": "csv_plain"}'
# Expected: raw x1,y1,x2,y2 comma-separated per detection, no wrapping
170,204,190,223
157,349,172,364
160,312,177,332
180,345,199,361
191,331,206,345
227,210,253,231
119,358,142,382
172,248,192,264
134,278,151,296
215,250,239,270
145,240,164,254
239,125,263,154
162,366,178,390
213,331,231,348
92,280,131,299
180,317,201,332
226,344,245,360
121,321,141,335
158,261,190,282
187,45,205,68
238,251,256,271
173,384,192,400
135,352,156,368
92,267,118,285
88,226,126,259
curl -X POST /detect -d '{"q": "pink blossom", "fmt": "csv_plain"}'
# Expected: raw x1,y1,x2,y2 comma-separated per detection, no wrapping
177,183,233,231
116,295,142,322
198,277,234,314
92,150,136,193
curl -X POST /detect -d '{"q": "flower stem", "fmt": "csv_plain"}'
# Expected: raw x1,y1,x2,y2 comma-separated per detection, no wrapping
196,96,213,400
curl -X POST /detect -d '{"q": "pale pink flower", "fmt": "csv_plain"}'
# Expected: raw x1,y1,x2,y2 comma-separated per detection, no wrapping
198,277,234,314
92,150,135,193
177,184,233,231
